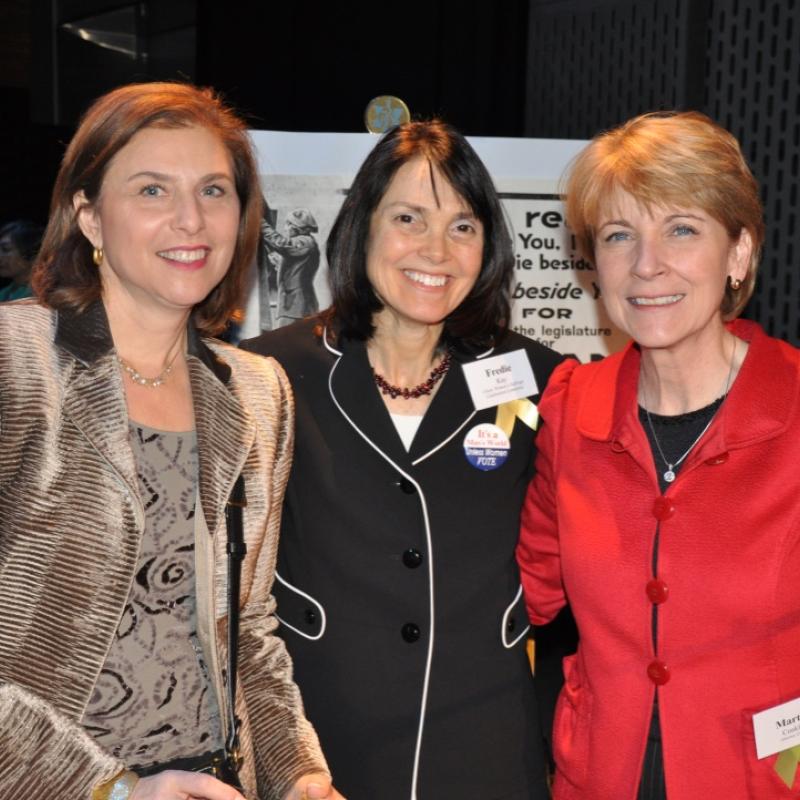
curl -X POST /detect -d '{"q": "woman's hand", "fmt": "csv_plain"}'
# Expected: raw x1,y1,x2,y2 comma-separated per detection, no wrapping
283,772,347,800
129,770,245,800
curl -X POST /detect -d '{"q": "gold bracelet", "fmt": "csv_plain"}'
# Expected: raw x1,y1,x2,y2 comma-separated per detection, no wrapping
91,769,139,800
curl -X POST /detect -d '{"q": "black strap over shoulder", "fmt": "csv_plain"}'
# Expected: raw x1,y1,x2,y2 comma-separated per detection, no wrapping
135,481,247,792
224,475,247,775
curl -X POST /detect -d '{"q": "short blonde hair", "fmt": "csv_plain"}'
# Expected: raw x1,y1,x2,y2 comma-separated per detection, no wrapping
564,111,764,318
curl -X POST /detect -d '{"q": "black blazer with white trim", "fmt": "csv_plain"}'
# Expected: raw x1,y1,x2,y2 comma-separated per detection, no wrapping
241,318,563,800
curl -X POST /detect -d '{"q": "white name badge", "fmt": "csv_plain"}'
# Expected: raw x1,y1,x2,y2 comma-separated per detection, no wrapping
752,696,800,759
462,350,538,411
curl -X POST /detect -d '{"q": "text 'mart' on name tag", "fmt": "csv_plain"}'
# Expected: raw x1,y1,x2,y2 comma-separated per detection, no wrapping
753,696,800,759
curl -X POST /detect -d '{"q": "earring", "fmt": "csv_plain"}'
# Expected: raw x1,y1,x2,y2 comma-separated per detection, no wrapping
729,277,742,291
92,246,104,266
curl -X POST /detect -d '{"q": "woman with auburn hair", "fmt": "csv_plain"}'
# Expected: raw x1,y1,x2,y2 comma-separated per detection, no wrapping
242,119,563,800
0,82,343,800
517,110,800,799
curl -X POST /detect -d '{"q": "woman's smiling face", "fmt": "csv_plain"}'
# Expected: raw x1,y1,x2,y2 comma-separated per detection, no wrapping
365,156,484,333
76,124,241,317
593,189,752,353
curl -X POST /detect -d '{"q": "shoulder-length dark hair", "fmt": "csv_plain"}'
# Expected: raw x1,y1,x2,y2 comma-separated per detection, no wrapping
32,81,262,336
0,220,44,264
325,119,513,350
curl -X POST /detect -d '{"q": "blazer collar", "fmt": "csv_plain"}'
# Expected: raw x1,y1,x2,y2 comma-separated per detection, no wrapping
409,343,489,463
55,299,115,365
57,301,137,497
328,333,411,466
576,319,798,455
55,299,231,386
327,330,486,466
187,323,231,385
188,350,253,537
56,300,248,535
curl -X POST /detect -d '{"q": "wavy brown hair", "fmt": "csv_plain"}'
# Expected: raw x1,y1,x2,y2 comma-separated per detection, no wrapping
32,81,262,335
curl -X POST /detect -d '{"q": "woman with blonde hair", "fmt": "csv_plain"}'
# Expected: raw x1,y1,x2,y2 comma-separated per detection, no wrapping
518,111,800,798
0,82,342,800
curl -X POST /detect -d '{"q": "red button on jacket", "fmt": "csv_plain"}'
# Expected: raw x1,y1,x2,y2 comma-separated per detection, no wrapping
652,497,675,520
646,579,669,604
647,660,671,685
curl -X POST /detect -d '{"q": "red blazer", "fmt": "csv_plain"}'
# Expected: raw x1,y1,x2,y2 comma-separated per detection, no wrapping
518,319,800,800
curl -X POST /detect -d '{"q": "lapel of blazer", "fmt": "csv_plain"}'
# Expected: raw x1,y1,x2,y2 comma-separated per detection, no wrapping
575,320,797,484
57,302,254,535
408,344,492,465
576,342,657,480
188,329,255,540
327,331,411,467
408,347,481,464
56,302,139,497
326,330,491,468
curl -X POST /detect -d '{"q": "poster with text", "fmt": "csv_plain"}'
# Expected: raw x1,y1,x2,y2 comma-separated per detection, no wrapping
498,180,628,361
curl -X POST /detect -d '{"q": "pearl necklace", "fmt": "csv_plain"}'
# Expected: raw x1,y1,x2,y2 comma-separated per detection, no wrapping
642,339,737,483
116,350,180,388
372,350,452,399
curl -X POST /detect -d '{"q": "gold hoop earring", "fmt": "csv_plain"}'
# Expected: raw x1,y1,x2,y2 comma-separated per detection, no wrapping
729,277,742,291
92,247,104,266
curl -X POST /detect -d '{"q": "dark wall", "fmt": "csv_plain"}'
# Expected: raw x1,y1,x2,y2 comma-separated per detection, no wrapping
524,0,800,343
0,1,71,224
4,0,800,343
525,0,710,137
2,0,528,225
706,1,800,344
2,0,200,224
195,1,530,136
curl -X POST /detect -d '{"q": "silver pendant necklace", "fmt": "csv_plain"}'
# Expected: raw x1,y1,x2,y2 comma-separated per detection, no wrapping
642,339,737,484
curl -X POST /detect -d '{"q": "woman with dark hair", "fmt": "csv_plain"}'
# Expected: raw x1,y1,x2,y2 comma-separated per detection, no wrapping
242,120,562,799
0,82,342,800
0,219,44,300
518,111,800,799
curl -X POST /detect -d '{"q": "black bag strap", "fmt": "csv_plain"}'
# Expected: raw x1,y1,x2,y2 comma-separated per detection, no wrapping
224,475,247,771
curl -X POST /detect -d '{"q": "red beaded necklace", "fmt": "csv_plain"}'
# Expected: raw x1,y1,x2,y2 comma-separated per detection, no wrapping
372,350,452,400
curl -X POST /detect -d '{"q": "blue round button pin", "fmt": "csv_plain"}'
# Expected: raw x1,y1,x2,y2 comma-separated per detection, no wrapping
463,423,510,471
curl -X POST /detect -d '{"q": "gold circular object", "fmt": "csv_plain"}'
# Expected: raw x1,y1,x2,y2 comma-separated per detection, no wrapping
364,96,410,133
91,769,139,800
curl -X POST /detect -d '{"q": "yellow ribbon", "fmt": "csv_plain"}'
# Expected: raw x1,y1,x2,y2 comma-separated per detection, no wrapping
775,744,800,788
495,398,539,438
525,638,536,676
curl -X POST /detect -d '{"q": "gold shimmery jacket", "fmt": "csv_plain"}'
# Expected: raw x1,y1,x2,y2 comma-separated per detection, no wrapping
0,299,327,800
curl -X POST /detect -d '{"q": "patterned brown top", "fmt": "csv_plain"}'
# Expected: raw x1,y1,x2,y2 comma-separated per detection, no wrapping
82,423,222,767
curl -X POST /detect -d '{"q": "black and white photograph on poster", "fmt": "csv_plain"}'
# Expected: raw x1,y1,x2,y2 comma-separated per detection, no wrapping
245,130,628,360
258,204,320,331
254,174,345,333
